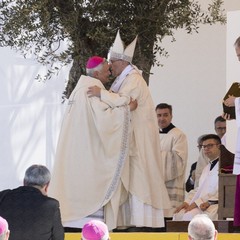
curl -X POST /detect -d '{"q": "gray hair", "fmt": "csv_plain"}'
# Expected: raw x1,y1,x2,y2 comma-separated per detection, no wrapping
86,60,105,77
188,214,216,240
234,36,240,48
24,164,51,188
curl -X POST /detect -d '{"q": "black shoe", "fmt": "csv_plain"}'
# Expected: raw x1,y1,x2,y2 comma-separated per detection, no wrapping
126,227,146,232
64,227,82,232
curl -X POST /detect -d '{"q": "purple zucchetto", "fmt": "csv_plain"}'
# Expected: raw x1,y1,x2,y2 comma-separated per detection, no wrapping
86,56,105,69
0,216,8,236
82,220,109,240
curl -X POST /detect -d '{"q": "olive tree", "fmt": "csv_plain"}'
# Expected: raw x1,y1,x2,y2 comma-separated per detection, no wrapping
0,0,226,98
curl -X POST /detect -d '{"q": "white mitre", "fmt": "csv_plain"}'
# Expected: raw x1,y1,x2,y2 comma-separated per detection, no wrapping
108,30,137,63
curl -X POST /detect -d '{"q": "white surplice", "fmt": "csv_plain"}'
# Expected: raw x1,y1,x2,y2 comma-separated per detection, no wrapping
159,127,188,217
173,161,219,221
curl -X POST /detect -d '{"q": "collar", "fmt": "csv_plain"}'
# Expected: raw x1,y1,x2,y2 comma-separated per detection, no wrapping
210,158,219,171
110,64,133,92
159,123,175,134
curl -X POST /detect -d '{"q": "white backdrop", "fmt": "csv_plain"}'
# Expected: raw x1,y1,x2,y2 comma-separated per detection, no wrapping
0,1,240,190
0,47,69,188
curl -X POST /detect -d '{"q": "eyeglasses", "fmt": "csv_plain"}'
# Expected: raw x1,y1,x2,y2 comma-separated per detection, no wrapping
201,144,219,149
216,127,226,130
109,59,122,64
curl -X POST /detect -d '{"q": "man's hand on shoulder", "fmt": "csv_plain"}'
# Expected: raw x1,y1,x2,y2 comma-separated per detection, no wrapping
87,86,101,97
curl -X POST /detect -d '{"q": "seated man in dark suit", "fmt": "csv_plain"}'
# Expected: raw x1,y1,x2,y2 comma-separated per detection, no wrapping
0,164,64,240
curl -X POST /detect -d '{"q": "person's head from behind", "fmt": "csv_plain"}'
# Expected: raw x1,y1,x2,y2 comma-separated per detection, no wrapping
234,36,240,61
155,103,173,129
23,164,51,196
214,116,226,139
188,214,217,240
81,220,109,240
0,216,10,240
200,134,221,161
86,56,110,84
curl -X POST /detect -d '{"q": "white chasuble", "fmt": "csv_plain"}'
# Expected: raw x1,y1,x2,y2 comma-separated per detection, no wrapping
101,68,171,227
49,75,130,230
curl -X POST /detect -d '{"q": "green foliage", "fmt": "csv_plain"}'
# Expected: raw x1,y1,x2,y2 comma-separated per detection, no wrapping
0,0,226,98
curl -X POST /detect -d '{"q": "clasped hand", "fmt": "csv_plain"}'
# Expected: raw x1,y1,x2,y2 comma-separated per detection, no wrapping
87,86,101,97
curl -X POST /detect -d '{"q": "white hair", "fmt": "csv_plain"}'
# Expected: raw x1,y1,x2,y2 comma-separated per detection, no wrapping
188,214,216,240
